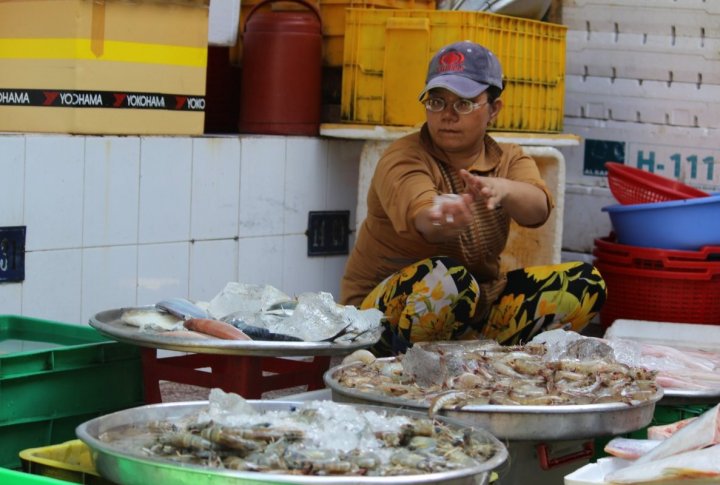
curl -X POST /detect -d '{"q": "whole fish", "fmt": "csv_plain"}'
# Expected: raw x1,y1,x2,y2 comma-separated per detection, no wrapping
605,444,720,484
156,298,209,320
647,417,698,440
604,438,662,460
634,403,720,464
225,318,303,342
183,318,251,341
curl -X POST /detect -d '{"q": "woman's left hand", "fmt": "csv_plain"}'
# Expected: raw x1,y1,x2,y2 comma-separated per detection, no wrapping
459,169,550,226
459,169,506,210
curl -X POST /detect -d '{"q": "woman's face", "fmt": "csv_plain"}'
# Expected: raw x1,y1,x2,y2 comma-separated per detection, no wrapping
425,88,502,159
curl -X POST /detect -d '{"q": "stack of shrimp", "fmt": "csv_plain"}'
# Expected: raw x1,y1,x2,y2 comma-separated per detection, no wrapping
336,340,659,415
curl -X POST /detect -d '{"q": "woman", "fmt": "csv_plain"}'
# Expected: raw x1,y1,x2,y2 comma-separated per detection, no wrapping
340,41,606,356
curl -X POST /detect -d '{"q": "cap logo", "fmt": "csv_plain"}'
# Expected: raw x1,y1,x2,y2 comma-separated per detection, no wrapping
437,51,465,73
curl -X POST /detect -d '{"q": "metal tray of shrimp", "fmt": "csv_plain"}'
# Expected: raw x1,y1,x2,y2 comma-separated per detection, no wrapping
660,388,720,406
76,400,508,485
324,360,664,441
90,308,374,357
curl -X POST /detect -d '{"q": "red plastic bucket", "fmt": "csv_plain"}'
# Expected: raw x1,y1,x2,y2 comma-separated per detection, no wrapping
238,0,322,136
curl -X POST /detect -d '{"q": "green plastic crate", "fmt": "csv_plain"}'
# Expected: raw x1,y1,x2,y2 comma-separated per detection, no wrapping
0,315,144,469
0,467,71,485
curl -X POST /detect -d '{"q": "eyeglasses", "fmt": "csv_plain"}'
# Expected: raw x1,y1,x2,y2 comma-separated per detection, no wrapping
423,97,489,115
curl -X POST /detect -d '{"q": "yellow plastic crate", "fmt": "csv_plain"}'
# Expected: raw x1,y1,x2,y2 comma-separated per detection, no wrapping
341,9,567,132
321,0,435,65
231,0,435,66
19,440,113,485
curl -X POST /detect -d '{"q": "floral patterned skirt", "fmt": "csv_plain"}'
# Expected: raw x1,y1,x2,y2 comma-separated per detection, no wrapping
360,256,607,356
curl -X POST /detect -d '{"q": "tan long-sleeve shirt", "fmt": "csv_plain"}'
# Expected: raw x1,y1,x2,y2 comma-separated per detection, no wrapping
340,125,553,319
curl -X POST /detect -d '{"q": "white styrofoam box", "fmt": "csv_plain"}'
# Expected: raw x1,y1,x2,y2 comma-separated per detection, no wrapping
565,75,720,128
562,184,614,254
566,30,720,85
208,0,240,46
562,0,720,38
560,117,720,191
564,457,631,485
605,319,720,351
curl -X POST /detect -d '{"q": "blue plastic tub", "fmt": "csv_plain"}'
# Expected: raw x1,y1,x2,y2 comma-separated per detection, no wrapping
602,194,720,250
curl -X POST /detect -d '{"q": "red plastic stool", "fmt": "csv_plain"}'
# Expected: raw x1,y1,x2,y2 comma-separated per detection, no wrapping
141,348,331,403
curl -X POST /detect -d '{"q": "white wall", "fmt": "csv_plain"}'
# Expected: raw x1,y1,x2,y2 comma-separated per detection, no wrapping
559,0,720,254
0,134,363,326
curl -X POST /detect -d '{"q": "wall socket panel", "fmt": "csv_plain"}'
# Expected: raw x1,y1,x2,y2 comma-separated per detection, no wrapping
306,211,350,256
0,226,26,282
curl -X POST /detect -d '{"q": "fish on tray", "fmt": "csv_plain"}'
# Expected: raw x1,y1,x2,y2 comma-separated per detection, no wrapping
120,299,248,341
123,297,320,342
647,416,698,440
604,438,663,460
155,298,251,340
120,289,383,344
221,313,303,342
604,412,711,459
633,403,720,465
183,318,251,340
605,444,720,484
603,404,720,483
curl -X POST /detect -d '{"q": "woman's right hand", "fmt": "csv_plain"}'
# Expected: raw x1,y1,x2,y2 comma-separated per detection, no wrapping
417,193,474,243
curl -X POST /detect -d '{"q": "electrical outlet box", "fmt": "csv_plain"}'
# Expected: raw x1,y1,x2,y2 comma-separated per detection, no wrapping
0,226,26,282
306,211,350,256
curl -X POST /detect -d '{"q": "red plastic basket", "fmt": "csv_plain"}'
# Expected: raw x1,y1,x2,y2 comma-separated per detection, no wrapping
594,236,720,272
595,260,720,329
605,162,709,205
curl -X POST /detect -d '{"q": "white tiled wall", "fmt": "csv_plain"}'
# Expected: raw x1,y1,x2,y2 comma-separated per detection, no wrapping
0,134,363,326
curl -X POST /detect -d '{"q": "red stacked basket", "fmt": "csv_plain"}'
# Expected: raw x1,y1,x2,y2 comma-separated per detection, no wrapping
594,236,720,329
605,162,709,205
598,163,718,328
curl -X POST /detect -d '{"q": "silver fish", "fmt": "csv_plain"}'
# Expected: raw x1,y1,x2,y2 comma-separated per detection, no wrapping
156,298,208,320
